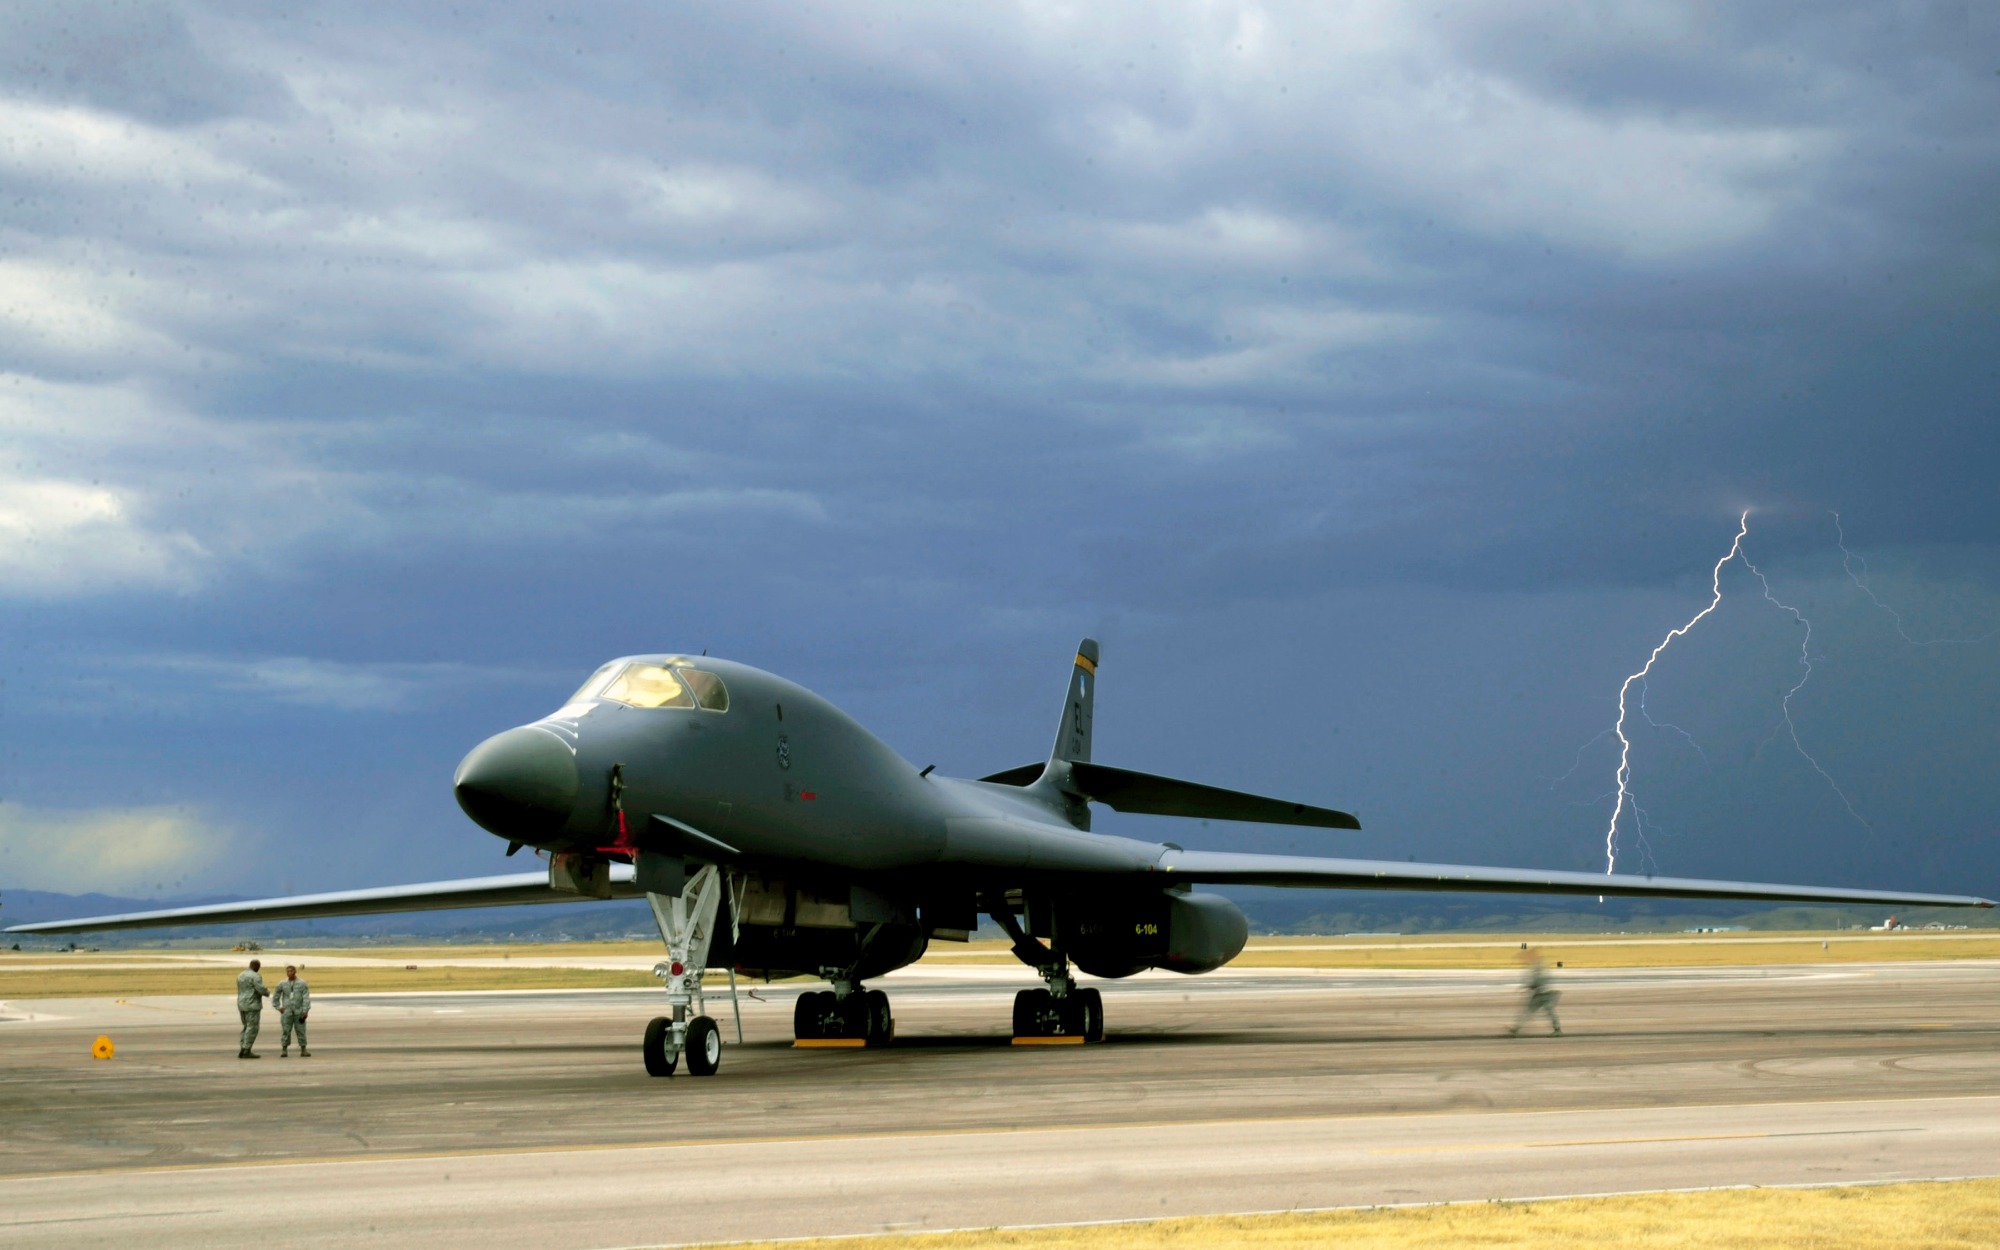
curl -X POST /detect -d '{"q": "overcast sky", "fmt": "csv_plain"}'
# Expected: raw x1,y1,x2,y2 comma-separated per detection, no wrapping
2,2,1995,904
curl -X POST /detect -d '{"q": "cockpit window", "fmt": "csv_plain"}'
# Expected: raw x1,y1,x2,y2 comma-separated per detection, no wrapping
600,663,696,709
677,668,729,712
568,662,621,704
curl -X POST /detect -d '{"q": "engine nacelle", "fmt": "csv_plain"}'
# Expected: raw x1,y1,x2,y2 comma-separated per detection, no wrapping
1067,890,1248,978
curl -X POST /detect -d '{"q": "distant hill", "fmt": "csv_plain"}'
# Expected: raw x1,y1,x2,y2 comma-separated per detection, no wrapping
1224,888,1996,935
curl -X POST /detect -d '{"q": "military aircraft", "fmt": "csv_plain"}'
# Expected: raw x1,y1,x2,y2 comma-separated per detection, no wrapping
10,639,1991,1076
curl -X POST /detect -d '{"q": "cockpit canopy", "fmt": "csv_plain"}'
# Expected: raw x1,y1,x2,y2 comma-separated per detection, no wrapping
570,658,729,712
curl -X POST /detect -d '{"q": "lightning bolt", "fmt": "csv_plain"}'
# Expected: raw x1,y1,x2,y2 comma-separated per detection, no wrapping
1833,511,1994,648
1592,509,1992,879
1602,512,1748,875
1739,550,1873,832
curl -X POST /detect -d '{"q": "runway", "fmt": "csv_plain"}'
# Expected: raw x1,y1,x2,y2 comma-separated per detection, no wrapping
5,960,2000,1248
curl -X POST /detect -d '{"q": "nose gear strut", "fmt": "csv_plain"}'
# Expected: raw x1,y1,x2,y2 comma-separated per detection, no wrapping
642,863,735,1076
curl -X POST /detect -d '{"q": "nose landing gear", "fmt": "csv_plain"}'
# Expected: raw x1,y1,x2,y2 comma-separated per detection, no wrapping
642,862,729,1077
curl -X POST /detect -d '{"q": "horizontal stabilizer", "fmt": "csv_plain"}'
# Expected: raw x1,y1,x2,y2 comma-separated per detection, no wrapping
4,867,647,934
1150,848,1995,908
1068,761,1361,830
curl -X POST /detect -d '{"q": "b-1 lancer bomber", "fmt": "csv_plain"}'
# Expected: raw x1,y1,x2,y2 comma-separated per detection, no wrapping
11,640,1990,1076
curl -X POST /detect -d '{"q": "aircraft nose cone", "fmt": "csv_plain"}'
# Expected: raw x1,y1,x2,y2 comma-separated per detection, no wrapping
454,726,578,840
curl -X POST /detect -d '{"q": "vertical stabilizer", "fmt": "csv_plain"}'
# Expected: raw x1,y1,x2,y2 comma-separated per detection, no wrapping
1050,638,1097,765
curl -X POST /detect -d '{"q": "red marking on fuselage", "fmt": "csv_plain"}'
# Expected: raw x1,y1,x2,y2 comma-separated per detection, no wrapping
801,791,817,801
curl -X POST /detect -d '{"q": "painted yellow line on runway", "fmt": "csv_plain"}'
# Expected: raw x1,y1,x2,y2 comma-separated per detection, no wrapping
1375,1126,1925,1155
1374,1132,1773,1154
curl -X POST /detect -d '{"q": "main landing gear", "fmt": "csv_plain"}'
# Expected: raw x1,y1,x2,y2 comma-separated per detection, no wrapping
1012,966,1104,1042
642,863,729,1077
793,984,894,1043
991,905,1104,1042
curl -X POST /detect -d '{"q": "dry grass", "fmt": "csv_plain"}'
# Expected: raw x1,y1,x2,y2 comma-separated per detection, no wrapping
702,1179,2000,1250
1221,934,2000,970
924,931,2000,970
5,930,1995,998
0,964,659,998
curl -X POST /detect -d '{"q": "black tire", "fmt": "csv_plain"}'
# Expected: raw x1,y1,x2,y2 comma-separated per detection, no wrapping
793,992,819,1041
643,1016,677,1077
865,989,892,1044
839,991,871,1040
685,1015,722,1076
1013,988,1050,1037
1079,987,1104,1043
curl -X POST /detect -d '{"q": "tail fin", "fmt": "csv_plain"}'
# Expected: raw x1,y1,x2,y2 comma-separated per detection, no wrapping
1050,638,1098,765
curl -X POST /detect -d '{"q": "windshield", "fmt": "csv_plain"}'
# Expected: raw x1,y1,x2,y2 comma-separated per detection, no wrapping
678,667,729,712
567,662,621,704
600,663,695,709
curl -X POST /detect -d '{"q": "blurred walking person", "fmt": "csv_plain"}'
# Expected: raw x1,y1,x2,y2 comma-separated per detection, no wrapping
273,964,311,1057
236,958,269,1058
1507,948,1561,1036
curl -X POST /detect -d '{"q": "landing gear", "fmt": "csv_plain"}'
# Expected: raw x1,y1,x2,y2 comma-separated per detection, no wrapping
684,1016,722,1076
1011,980,1103,1040
643,1016,677,1076
991,904,1105,1042
642,863,729,1077
792,985,894,1043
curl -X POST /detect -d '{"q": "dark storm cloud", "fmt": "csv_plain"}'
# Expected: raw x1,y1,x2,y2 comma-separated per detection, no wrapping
2,3,1995,894
0,1,283,126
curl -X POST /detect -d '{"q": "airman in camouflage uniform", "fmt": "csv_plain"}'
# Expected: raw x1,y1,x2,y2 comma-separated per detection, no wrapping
273,965,311,1057
236,959,269,1057
1507,948,1561,1036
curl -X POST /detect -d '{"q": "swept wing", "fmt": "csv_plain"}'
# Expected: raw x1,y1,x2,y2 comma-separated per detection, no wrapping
1153,848,1993,908
11,848,1988,936
6,866,646,935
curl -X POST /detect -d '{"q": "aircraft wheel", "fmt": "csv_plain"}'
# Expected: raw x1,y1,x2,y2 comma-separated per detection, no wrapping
1078,987,1104,1042
793,992,820,1041
685,1016,722,1076
806,990,839,1038
643,1016,677,1077
1013,988,1050,1037
865,989,893,1044
839,991,872,1040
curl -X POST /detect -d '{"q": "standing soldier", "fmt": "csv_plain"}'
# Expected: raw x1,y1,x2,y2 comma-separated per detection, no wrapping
236,958,269,1058
1507,948,1562,1036
273,964,311,1057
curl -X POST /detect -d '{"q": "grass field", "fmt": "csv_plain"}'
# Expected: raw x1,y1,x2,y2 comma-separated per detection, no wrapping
0,964,660,998
3,931,1996,998
701,1178,2000,1250
922,930,2000,970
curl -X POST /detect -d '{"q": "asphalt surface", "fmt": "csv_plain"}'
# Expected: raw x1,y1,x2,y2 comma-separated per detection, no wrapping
5,960,2000,1248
